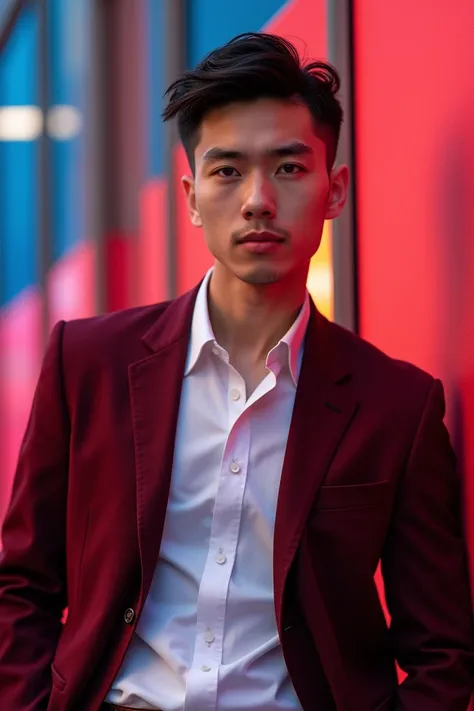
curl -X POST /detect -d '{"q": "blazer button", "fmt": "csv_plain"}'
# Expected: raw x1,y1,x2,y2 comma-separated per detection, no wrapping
124,608,135,624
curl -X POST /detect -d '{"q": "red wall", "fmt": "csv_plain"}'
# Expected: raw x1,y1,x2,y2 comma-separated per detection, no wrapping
354,1,474,583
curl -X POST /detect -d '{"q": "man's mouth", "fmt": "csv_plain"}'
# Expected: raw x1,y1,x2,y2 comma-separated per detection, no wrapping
237,231,285,244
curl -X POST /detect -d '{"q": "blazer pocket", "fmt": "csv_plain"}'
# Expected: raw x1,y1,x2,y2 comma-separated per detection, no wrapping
314,481,390,511
51,662,67,692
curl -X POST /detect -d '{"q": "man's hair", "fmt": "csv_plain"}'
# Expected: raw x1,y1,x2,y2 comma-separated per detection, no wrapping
163,32,343,173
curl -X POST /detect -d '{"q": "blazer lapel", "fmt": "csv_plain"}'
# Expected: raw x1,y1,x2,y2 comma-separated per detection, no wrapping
274,304,359,625
274,306,358,711
129,286,199,605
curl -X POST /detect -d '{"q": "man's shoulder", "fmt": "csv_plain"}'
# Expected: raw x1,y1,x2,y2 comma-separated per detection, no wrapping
58,296,184,373
325,317,435,396
64,299,173,343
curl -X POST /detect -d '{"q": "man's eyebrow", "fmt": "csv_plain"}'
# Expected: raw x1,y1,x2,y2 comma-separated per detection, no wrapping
202,148,246,162
202,142,314,162
270,142,314,158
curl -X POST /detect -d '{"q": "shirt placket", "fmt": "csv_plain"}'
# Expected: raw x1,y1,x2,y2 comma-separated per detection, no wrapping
184,362,249,711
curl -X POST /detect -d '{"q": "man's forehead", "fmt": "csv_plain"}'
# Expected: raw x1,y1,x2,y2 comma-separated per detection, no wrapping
196,103,322,156
200,98,313,133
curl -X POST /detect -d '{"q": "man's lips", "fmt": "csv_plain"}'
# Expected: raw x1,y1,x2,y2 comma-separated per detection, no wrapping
237,231,285,244
236,231,285,254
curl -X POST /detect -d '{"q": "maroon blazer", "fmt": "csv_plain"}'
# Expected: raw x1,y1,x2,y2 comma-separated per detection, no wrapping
0,286,473,711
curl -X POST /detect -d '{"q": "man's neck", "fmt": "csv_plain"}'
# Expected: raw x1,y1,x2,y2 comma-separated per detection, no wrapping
207,264,308,367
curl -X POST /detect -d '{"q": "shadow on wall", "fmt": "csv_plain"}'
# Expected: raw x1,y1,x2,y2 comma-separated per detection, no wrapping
433,95,474,583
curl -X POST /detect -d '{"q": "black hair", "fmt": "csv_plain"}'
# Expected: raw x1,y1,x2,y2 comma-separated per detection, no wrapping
163,32,343,173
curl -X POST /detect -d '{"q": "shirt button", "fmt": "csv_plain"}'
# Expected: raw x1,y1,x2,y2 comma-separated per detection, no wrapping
231,389,241,401
230,460,240,474
200,665,212,672
124,608,135,624
215,549,227,565
205,629,215,645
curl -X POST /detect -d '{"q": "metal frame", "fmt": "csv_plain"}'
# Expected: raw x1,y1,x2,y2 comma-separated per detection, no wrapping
327,0,358,332
0,0,29,53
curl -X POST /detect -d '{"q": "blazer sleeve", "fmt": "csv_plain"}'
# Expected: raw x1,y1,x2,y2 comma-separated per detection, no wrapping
0,321,69,711
382,378,474,711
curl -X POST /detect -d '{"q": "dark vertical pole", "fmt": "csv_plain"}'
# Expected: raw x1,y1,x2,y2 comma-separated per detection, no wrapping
38,0,51,346
327,0,358,332
99,0,147,310
163,0,186,299
87,0,107,315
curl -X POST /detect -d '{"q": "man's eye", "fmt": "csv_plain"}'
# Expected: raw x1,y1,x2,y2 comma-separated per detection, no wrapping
277,163,304,175
215,166,239,177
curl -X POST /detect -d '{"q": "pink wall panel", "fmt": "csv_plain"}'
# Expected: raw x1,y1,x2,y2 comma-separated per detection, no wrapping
0,290,43,533
354,1,474,585
47,241,96,328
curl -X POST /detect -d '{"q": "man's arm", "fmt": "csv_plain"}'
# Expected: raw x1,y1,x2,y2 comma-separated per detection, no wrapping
0,321,69,710
382,378,474,711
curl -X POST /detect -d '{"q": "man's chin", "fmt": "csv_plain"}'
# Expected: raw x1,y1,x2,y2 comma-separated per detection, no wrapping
237,267,282,286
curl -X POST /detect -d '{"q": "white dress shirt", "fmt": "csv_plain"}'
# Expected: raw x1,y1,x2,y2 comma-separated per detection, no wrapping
107,269,310,711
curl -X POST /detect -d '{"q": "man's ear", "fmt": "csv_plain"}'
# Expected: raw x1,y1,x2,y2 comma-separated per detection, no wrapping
325,164,349,220
182,175,202,227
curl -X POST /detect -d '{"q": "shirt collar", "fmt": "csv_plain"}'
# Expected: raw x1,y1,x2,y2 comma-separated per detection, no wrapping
272,289,310,384
185,269,216,376
185,268,310,385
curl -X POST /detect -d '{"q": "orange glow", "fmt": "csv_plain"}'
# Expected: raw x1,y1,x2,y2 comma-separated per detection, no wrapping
307,221,333,320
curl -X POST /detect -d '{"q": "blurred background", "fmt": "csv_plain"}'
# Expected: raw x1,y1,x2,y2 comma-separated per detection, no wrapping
1,0,474,587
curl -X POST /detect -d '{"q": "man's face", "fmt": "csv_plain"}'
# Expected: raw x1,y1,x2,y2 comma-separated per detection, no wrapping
182,97,348,285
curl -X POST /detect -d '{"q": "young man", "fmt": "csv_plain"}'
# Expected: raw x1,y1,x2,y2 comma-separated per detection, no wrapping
0,32,472,711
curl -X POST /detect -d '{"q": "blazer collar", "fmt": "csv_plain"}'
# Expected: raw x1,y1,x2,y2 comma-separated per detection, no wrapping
141,283,201,354
140,281,351,386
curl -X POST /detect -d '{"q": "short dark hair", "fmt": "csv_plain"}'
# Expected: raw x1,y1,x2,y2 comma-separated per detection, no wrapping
163,32,343,173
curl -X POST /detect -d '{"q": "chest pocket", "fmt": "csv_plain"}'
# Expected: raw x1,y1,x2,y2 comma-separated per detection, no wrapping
313,480,390,511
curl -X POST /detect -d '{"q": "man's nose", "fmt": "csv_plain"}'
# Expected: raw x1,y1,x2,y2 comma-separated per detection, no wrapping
241,176,276,220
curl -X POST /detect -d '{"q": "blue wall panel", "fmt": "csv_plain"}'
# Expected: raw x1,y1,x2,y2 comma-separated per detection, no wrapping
146,0,166,178
187,0,290,66
0,5,39,305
